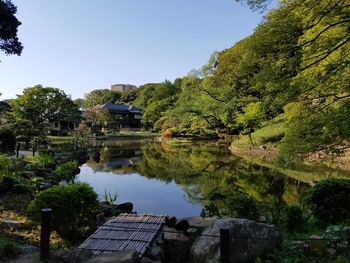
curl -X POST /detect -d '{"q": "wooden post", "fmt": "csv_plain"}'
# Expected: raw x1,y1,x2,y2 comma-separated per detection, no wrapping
16,143,20,158
347,227,350,262
220,228,230,263
32,144,36,156
40,208,52,261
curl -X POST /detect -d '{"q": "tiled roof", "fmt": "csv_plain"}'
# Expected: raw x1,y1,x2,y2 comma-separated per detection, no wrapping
95,104,142,113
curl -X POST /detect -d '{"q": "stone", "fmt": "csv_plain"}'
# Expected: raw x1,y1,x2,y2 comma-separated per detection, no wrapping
117,202,133,213
21,171,35,179
86,249,139,263
147,246,164,261
191,218,282,263
309,235,325,254
164,231,190,263
6,252,39,263
183,216,217,229
165,216,177,227
72,249,94,262
175,219,189,233
139,257,153,263
336,242,347,255
291,241,305,251
18,244,39,254
0,218,25,229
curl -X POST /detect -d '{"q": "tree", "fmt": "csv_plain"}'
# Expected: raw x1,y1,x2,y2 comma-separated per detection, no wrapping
10,85,79,135
83,89,122,108
0,0,23,57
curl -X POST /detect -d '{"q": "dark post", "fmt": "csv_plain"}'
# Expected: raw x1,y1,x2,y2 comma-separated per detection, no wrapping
220,228,230,263
32,144,36,156
347,227,350,262
16,143,20,158
40,208,52,261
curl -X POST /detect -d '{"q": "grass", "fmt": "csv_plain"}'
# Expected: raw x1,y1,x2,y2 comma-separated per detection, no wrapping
232,114,286,148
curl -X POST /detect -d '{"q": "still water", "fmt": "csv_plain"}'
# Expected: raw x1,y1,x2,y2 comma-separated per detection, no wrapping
71,138,349,218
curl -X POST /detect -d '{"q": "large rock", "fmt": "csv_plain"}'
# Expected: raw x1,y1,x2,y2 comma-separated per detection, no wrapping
191,218,282,263
86,249,139,263
164,229,190,263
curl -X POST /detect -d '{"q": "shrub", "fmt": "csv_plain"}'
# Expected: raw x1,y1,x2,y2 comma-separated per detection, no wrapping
54,160,79,182
27,183,98,244
0,174,32,194
306,178,350,225
24,155,54,169
0,238,20,260
0,126,16,153
284,205,304,233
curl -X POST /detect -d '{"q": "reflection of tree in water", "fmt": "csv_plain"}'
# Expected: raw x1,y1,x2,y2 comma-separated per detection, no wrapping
85,141,143,174
137,141,310,217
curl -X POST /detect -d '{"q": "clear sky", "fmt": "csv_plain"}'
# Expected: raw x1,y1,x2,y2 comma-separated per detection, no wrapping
0,0,268,100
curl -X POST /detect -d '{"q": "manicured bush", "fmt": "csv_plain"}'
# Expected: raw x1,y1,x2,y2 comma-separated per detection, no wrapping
0,126,16,153
27,183,98,244
306,178,350,225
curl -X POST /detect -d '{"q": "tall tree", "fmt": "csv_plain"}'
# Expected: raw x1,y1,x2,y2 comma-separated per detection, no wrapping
10,85,79,134
0,0,23,57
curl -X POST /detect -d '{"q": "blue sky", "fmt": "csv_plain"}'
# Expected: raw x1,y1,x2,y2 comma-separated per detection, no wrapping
0,0,268,99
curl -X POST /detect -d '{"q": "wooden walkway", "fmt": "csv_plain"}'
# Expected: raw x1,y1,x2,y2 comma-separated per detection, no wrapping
77,214,166,256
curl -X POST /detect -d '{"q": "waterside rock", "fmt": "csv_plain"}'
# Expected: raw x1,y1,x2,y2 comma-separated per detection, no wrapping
191,218,282,263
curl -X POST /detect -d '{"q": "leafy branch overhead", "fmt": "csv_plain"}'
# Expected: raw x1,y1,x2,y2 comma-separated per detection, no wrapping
0,0,23,57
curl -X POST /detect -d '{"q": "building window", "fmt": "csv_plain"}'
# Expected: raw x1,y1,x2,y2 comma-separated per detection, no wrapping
54,122,59,128
134,114,141,119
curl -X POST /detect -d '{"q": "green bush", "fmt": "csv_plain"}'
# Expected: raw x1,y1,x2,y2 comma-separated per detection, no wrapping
27,183,98,244
24,155,54,169
54,160,79,182
284,205,304,233
0,238,20,260
1,174,32,194
306,178,350,225
0,126,16,153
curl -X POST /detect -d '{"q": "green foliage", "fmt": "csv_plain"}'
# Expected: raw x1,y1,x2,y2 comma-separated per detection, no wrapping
83,89,122,108
24,155,54,169
0,0,23,56
10,85,79,136
1,174,32,194
54,160,79,182
0,125,16,152
103,189,119,205
27,183,99,244
306,179,350,225
284,205,304,233
0,238,19,260
255,240,304,263
224,191,259,220
323,225,347,245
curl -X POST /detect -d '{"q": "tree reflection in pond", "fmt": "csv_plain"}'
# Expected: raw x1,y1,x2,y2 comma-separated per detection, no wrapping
136,141,310,218
56,139,316,217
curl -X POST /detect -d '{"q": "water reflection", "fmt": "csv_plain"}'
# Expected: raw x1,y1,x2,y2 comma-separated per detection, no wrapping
54,139,349,217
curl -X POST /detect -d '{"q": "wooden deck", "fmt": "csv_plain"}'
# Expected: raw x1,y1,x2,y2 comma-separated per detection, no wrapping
77,214,166,256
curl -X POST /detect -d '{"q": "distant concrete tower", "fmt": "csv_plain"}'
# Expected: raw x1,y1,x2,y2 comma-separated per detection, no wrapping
111,84,137,92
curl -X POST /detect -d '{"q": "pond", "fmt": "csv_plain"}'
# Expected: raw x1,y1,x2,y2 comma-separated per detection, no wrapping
57,138,350,218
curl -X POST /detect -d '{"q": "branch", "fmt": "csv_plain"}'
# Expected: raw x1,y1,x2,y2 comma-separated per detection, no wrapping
301,37,350,71
199,87,226,102
299,19,350,48
304,0,346,31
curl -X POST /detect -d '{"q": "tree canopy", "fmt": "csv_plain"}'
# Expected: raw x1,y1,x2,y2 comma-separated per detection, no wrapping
10,85,79,135
0,0,23,57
